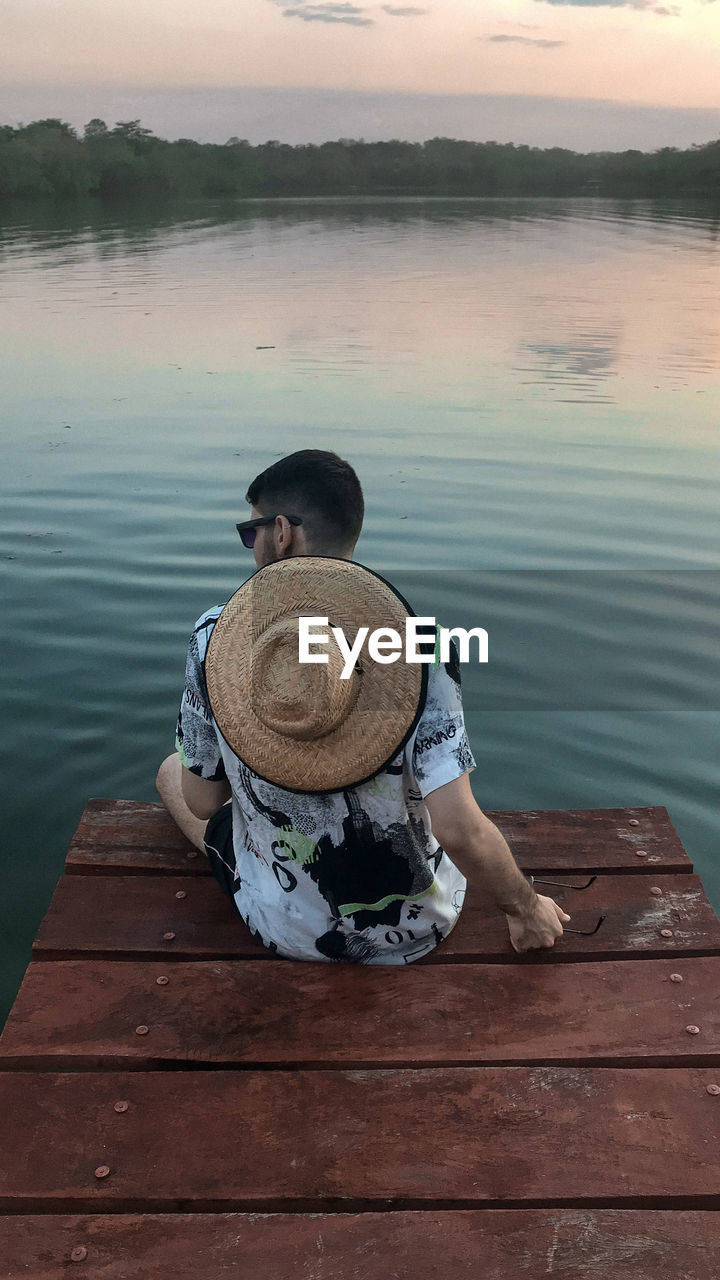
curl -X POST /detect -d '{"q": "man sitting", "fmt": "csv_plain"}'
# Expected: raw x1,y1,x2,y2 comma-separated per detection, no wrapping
156,448,569,961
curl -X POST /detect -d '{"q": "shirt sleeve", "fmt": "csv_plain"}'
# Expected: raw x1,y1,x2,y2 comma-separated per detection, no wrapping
409,633,476,800
175,610,228,782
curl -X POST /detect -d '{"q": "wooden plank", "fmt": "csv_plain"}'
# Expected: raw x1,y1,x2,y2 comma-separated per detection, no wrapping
69,798,191,850
489,804,692,873
1,1067,719,1211
2,1210,719,1279
31,873,720,963
33,873,265,959
2,957,719,1070
65,799,201,875
65,799,692,875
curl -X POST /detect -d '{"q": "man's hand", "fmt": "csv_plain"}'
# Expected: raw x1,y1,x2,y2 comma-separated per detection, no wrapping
506,893,571,953
424,776,572,952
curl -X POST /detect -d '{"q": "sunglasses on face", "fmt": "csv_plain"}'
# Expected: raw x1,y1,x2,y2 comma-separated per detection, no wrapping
236,513,303,549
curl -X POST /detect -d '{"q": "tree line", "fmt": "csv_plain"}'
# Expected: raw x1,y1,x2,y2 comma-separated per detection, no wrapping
1,117,719,201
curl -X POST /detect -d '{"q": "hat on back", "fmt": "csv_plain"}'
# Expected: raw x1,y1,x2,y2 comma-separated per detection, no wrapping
205,556,428,793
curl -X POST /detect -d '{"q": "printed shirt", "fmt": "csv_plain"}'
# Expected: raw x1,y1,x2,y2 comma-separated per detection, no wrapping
176,605,477,965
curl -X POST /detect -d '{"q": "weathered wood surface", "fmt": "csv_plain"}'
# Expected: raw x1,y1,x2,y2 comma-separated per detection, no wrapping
1,956,719,1071
65,798,199,874
31,871,720,963
64,798,693,875
2,797,718,1279
2,1211,719,1280
1,1068,719,1212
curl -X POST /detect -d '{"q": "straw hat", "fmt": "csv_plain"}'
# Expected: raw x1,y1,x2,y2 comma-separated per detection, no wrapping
205,556,428,793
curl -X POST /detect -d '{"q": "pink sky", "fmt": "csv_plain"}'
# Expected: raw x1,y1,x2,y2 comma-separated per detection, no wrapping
3,0,719,146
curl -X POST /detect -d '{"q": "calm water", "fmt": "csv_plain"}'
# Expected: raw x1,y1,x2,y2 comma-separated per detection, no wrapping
2,196,720,1026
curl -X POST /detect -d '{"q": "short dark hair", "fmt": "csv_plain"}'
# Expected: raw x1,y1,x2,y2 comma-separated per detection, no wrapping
245,449,364,554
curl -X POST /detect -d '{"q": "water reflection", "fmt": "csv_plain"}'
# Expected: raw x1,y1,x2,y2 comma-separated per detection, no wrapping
2,194,720,264
518,333,619,402
2,197,718,396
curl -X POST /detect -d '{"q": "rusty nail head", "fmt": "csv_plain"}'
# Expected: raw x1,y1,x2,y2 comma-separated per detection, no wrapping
629,818,640,826
163,931,176,941
635,849,648,858
156,975,169,985
686,1025,701,1035
650,886,663,896
707,1084,720,1096
660,929,674,938
670,973,683,983
113,1100,129,1113
186,851,198,860
94,1165,110,1179
70,1246,88,1262
175,890,187,899
135,1024,150,1036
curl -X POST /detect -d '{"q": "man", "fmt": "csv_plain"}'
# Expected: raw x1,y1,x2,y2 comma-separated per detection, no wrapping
157,448,569,961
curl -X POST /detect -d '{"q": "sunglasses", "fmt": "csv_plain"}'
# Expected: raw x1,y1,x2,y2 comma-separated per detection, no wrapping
236,513,303,549
527,874,606,935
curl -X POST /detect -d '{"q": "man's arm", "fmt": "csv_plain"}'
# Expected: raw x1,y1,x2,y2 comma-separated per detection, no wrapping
424,773,570,952
181,765,232,820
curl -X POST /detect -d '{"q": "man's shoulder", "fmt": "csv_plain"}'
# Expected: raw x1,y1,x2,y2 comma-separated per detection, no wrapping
405,631,463,743
188,603,226,660
431,626,462,687
193,603,225,630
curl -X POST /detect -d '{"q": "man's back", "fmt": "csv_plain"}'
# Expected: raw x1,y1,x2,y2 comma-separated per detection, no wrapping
177,604,475,964
158,448,569,959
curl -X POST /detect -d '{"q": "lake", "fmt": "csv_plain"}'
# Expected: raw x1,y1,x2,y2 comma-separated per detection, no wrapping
2,195,719,1024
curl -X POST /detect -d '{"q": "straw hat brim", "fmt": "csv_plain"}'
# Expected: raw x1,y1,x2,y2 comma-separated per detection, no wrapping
205,556,428,793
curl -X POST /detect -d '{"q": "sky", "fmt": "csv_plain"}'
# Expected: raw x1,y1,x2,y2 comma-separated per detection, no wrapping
3,0,720,150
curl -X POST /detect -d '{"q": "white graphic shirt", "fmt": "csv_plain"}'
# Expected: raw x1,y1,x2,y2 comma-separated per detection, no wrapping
177,607,476,964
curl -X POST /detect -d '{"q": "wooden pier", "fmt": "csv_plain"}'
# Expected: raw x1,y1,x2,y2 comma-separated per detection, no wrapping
1,799,719,1276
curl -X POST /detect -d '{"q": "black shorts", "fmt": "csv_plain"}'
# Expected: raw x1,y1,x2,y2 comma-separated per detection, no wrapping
203,803,237,902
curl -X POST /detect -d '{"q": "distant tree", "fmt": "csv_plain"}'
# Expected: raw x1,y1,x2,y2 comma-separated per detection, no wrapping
1,118,719,203
112,120,156,155
18,118,77,140
84,118,108,139
4,118,87,195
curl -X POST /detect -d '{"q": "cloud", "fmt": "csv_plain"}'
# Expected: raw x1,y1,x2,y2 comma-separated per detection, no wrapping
381,4,427,13
536,0,657,7
279,1,373,25
484,34,567,46
534,0,683,11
